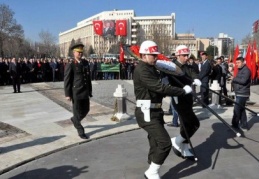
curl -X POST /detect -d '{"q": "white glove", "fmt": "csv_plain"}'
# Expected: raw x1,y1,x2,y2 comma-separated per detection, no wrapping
183,85,192,94
193,79,201,86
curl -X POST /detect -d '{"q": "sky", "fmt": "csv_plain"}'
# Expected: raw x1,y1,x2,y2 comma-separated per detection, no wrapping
1,0,259,44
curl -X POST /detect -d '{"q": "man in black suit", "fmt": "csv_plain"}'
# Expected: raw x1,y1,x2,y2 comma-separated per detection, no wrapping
103,21,115,37
64,43,92,139
199,52,212,106
9,58,22,93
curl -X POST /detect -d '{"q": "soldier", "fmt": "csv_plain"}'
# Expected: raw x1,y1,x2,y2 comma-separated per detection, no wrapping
64,43,92,139
168,45,201,161
133,40,193,179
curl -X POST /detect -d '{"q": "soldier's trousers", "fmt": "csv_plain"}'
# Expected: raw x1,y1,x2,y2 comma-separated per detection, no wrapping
136,108,172,165
177,107,200,141
71,98,90,135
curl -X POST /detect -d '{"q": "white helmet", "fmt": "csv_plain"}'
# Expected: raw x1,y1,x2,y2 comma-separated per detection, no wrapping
175,45,190,56
139,40,160,54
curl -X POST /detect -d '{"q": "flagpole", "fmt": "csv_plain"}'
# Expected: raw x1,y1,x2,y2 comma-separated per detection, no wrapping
98,35,100,57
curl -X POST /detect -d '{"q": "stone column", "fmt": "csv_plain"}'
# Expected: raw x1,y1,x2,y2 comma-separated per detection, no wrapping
113,84,131,122
209,80,222,109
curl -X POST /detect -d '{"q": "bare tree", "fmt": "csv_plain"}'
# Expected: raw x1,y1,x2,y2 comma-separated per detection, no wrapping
38,30,57,57
241,33,252,45
253,31,259,51
0,4,24,57
148,21,172,55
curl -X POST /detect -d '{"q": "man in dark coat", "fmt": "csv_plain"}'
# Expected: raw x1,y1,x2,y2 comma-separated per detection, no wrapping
168,45,201,161
9,58,22,93
199,52,212,106
133,40,193,178
64,43,92,139
231,57,251,131
210,58,222,84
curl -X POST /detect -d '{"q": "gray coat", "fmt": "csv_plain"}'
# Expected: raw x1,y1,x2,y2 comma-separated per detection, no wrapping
232,65,251,97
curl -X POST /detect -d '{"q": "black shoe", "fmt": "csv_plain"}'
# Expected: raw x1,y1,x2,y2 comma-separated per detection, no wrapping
13,91,17,93
79,133,89,139
18,91,22,93
231,124,239,129
167,123,179,127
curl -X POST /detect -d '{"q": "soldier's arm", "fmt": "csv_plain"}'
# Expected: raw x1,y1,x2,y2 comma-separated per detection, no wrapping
140,67,185,97
87,63,93,97
64,63,73,99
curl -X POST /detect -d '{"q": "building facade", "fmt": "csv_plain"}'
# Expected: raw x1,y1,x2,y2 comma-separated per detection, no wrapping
59,9,176,58
212,33,234,58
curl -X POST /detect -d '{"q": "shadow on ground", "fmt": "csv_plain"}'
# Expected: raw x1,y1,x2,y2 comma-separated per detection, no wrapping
9,165,88,179
0,135,66,154
162,122,243,179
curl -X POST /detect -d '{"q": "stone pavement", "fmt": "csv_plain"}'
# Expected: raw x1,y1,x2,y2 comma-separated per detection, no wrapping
0,80,259,178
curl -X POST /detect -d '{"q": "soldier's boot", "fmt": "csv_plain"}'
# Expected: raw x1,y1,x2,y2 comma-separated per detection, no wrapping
144,162,161,179
171,135,185,157
181,143,195,161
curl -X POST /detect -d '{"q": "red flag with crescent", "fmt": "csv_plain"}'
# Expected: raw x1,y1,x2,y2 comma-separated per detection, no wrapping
115,20,127,36
93,20,103,35
119,44,125,63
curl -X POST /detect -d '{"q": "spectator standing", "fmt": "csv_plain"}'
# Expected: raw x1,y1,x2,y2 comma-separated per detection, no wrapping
210,58,222,84
50,58,59,82
9,58,22,93
231,57,251,131
199,52,212,107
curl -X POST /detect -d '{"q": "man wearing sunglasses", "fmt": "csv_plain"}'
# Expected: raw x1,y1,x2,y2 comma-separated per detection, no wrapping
134,41,193,179
168,45,201,161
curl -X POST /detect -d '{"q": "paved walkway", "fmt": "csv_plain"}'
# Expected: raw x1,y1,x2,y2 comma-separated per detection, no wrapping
0,80,259,178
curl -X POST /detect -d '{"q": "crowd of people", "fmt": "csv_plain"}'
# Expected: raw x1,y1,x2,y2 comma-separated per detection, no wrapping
0,57,138,88
0,41,254,178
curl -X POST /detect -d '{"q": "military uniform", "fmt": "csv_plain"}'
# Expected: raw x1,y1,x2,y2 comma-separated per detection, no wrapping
168,60,200,141
64,44,92,138
133,60,186,165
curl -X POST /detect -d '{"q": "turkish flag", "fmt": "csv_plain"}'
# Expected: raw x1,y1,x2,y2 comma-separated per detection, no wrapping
245,43,252,76
252,40,258,80
93,20,103,35
119,44,125,63
115,20,127,36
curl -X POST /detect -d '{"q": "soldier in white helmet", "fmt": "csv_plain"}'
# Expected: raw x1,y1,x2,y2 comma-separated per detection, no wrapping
168,45,201,160
133,41,193,179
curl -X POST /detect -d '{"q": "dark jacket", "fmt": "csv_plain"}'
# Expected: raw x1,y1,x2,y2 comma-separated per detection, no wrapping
199,59,211,83
134,61,185,103
189,62,199,75
64,59,92,100
133,60,186,126
232,65,251,97
9,62,22,78
210,64,222,84
168,60,198,109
